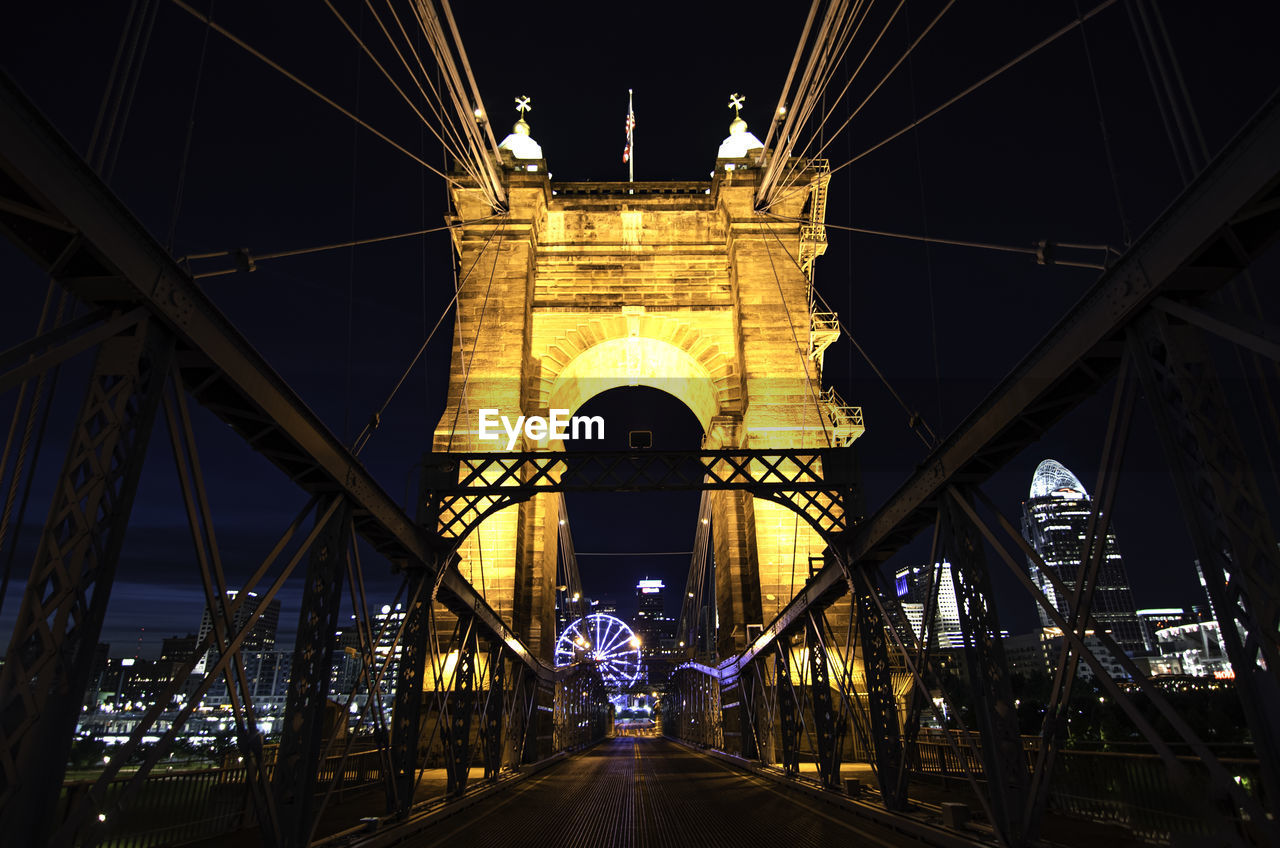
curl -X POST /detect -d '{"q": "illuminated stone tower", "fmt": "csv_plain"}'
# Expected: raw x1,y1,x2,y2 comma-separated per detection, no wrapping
434,104,863,660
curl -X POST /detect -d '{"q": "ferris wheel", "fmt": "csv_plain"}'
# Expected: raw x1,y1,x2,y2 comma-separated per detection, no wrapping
554,613,642,686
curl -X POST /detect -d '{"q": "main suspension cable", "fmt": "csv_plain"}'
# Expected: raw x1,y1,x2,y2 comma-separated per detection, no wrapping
169,0,459,186
323,0,482,189
827,0,1118,180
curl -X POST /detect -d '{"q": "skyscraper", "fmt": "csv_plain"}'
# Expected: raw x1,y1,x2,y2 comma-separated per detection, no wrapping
632,579,677,683
894,561,965,648
196,590,281,672
1020,459,1145,657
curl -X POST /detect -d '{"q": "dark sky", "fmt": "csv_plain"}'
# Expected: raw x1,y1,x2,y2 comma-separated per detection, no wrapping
2,1,1279,658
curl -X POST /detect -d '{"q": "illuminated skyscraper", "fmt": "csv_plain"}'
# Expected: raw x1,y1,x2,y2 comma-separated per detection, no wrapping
632,579,677,683
894,561,965,649
1020,459,1145,657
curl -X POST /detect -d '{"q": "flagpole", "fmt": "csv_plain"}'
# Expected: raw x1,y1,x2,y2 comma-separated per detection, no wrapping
628,89,634,183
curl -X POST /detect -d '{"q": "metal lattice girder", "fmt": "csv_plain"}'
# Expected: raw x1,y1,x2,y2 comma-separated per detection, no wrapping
1131,312,1280,809
163,378,278,837
482,641,505,780
0,72,549,686
774,636,800,775
0,317,172,843
389,573,432,815
422,448,857,543
444,620,478,797
269,497,352,848
941,489,1030,847
854,582,906,811
805,615,840,789
720,81,1280,703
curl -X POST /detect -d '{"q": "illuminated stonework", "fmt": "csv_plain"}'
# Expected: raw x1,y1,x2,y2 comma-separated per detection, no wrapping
434,147,862,661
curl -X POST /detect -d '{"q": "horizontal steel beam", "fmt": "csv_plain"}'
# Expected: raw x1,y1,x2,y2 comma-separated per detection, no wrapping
0,72,553,681
424,448,856,541
728,86,1280,676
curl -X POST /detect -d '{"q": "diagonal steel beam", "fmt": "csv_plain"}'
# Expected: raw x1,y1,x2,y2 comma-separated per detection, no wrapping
0,318,173,845
0,70,550,682
720,83,1280,689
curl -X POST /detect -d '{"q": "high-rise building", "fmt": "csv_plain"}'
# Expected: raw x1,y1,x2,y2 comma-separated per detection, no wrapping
894,561,964,649
632,579,677,683
1020,459,1144,657
196,589,281,665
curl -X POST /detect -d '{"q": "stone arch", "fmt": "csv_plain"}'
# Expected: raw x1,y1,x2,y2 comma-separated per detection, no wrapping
529,313,741,428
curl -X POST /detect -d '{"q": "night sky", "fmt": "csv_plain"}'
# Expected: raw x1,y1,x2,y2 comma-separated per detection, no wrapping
2,1,1279,658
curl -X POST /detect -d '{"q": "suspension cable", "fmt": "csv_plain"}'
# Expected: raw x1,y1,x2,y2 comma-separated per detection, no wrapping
761,0,955,209
165,0,216,253
445,217,509,451
1073,0,1131,247
760,225,833,447
183,215,499,278
764,212,1110,269
351,215,508,456
824,0,1118,182
766,0,904,205
763,225,939,447
411,0,505,210
169,0,459,186
368,0,480,179
322,0,482,189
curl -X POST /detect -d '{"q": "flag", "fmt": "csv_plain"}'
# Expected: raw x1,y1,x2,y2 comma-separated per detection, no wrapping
623,91,635,164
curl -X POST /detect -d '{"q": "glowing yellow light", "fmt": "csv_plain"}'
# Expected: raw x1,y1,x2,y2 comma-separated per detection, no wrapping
629,636,641,648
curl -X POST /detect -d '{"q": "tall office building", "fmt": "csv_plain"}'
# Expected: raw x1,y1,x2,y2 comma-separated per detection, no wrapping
1020,459,1145,657
632,579,677,683
195,589,281,674
894,561,965,648
197,590,280,652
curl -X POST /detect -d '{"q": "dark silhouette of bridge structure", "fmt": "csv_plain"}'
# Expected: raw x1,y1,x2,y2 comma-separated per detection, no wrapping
1,2,1279,847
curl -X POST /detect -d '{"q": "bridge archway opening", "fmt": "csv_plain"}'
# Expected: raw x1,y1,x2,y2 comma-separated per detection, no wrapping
558,385,707,684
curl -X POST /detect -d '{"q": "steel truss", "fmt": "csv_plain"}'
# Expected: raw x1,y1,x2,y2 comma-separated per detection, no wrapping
1,47,1280,848
665,87,1280,847
0,71,610,848
421,448,858,543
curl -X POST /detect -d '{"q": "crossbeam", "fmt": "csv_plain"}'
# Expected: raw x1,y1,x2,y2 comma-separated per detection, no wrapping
421,448,858,542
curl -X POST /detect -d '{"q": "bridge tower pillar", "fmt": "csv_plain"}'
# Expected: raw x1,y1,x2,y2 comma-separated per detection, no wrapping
432,122,862,669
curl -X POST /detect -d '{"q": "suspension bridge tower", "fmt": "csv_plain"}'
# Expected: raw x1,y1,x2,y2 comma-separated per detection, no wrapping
431,101,863,661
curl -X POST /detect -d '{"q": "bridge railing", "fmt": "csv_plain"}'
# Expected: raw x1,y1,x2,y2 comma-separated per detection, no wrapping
906,733,1264,844
57,747,388,848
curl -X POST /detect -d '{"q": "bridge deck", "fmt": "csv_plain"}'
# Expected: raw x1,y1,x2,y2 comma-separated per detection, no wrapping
396,737,939,848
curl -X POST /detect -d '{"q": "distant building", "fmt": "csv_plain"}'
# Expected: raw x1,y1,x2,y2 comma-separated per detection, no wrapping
1135,609,1195,654
160,633,199,665
1155,620,1232,678
1003,627,1129,681
631,579,677,684
894,561,964,649
205,650,293,712
96,657,179,711
1020,460,1144,657
196,590,281,671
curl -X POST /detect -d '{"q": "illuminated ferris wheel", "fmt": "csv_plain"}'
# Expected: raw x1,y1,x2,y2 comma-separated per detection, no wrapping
554,613,642,686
